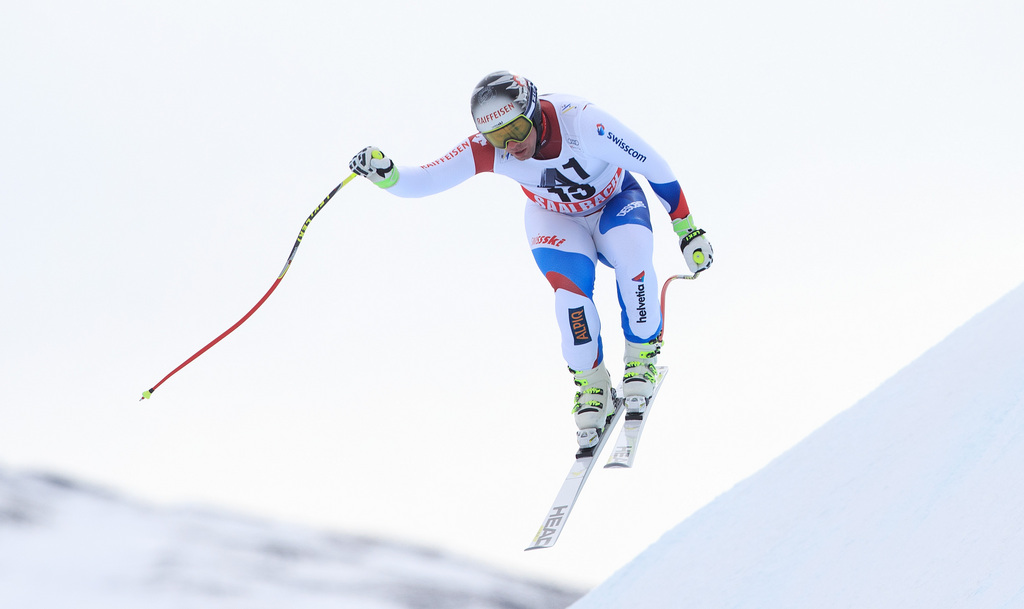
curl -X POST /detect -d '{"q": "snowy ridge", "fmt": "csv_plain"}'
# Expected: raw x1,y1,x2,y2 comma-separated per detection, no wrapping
573,281,1024,608
0,471,581,609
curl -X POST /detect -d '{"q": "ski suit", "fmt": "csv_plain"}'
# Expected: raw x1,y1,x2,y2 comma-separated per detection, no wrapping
387,94,691,371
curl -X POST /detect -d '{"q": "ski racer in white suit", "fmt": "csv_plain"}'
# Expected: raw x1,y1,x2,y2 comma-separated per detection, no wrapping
350,71,712,448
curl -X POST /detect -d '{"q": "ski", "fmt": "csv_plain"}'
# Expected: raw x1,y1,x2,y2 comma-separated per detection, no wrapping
604,366,669,469
525,389,625,551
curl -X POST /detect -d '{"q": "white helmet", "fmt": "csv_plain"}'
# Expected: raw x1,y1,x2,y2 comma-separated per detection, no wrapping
470,71,540,148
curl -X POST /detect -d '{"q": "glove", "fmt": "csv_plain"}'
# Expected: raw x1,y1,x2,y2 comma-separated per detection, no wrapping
672,215,713,273
349,146,399,188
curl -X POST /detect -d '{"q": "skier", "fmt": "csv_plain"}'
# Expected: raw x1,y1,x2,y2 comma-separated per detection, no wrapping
349,71,712,449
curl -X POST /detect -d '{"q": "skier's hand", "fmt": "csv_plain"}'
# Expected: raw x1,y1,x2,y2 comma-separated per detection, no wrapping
349,146,399,188
673,215,713,273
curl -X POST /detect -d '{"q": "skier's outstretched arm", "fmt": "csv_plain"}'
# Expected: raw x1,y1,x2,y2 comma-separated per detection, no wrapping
348,136,493,199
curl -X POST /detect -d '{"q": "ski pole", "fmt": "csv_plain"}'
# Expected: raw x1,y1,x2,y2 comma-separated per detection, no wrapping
658,270,702,342
140,173,358,401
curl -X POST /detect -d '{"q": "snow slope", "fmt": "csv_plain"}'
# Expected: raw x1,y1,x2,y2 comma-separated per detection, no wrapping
573,281,1024,608
0,471,581,609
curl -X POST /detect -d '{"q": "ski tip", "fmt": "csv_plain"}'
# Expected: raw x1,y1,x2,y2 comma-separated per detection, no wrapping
604,462,631,469
525,534,558,551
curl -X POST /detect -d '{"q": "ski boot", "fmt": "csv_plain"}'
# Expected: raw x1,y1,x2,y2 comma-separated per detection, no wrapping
571,362,613,449
622,339,662,415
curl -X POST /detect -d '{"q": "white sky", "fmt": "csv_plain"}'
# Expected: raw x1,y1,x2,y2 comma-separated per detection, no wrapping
2,0,1022,590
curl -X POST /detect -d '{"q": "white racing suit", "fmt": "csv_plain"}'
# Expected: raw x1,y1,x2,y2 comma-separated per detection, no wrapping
386,94,692,371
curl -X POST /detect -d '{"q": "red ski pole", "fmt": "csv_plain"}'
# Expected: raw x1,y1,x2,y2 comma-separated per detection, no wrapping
658,270,702,342
141,173,357,400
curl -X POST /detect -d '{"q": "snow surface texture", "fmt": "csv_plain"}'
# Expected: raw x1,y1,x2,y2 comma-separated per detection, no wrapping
572,281,1024,608
0,472,581,609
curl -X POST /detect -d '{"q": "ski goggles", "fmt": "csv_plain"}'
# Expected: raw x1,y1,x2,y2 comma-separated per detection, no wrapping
481,114,534,149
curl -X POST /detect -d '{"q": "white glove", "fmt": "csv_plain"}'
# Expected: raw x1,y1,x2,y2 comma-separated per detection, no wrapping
673,215,713,273
349,146,399,188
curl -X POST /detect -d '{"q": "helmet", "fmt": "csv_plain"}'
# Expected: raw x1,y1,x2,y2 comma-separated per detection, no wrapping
470,71,541,148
